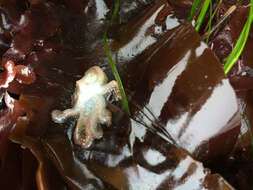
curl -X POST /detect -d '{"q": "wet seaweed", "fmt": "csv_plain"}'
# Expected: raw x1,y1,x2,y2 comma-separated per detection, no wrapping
242,114,253,155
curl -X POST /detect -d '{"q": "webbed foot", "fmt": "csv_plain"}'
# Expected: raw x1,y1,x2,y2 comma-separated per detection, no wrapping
51,110,66,123
79,135,93,149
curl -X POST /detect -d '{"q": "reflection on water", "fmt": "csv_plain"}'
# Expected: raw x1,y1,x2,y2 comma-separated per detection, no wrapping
143,148,166,165
95,0,109,20
148,50,191,117
179,79,238,153
117,5,164,62
130,24,240,160
166,14,180,30
124,165,171,189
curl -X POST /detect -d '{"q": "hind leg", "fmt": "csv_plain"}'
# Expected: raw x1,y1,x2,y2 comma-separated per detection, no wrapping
73,116,94,149
74,129,94,149
73,114,103,148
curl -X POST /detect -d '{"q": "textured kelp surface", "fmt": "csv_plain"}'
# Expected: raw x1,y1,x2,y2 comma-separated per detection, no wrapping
0,0,252,189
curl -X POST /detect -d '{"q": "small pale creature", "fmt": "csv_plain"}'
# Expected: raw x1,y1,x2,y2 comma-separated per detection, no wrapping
51,66,121,148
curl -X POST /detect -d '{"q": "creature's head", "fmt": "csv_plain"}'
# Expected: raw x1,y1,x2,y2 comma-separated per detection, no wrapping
81,66,108,85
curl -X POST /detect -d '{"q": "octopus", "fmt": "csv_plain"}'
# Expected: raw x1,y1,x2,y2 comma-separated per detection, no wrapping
51,66,121,148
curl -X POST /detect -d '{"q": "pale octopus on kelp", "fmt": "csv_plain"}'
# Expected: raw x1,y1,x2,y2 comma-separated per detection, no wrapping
51,66,121,148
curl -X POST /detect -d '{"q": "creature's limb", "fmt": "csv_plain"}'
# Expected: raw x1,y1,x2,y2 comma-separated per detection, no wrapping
51,108,79,123
95,97,112,127
103,80,122,100
105,80,118,89
103,81,117,93
73,115,90,148
112,87,122,101
74,128,94,149
87,111,103,139
73,114,103,149
99,108,112,127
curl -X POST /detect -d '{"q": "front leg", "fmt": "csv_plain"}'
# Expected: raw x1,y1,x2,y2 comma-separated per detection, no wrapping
103,81,122,100
103,80,118,93
51,108,79,123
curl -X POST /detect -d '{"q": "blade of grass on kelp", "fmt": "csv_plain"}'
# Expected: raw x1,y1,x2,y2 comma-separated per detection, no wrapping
195,0,211,31
204,0,223,42
104,0,131,115
224,0,253,74
188,0,203,23
205,0,213,43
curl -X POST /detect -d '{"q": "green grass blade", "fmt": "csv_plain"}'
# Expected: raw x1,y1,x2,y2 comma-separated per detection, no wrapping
205,0,213,43
104,0,131,115
204,0,222,42
195,0,211,31
224,0,253,74
110,0,120,23
188,0,203,23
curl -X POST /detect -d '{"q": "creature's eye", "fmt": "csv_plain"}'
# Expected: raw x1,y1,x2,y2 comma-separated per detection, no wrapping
85,73,98,83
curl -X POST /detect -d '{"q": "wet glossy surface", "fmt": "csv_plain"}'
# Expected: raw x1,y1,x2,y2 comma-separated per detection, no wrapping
127,24,240,161
41,114,234,190
0,0,251,189
36,12,235,190
207,2,253,189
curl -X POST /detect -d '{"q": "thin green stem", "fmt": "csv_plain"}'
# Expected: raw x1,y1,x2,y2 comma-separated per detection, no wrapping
224,0,253,74
204,0,222,38
195,0,211,31
104,0,130,115
188,0,203,23
206,0,213,43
